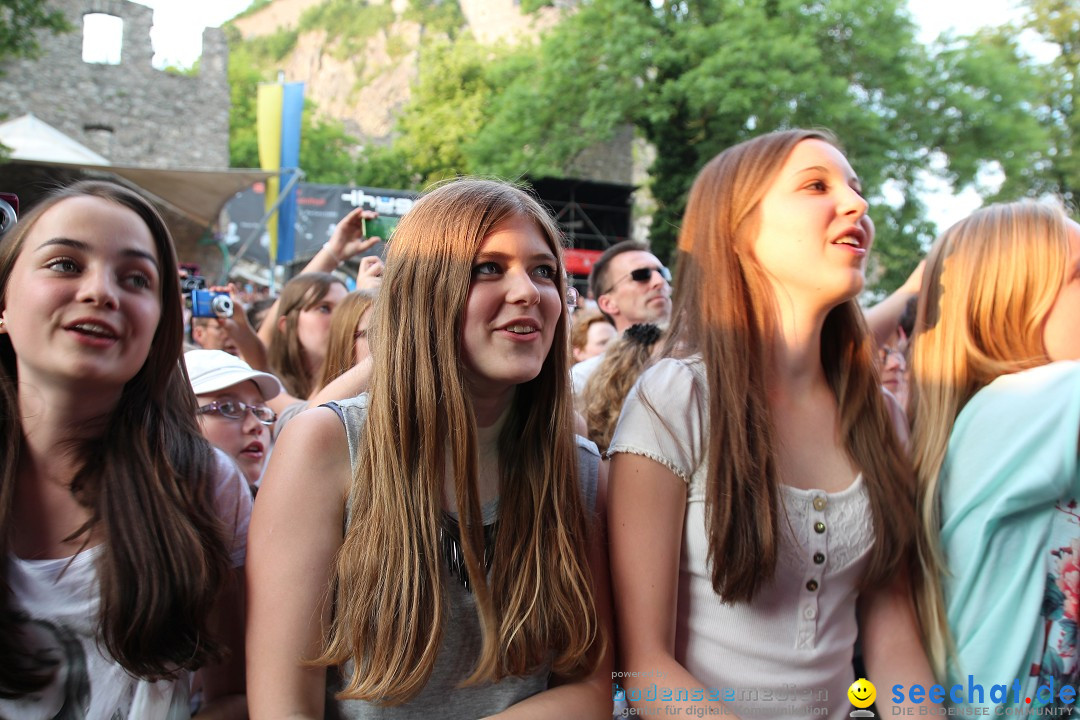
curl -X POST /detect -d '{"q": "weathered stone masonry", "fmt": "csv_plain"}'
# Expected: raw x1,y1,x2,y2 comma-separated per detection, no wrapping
0,0,230,170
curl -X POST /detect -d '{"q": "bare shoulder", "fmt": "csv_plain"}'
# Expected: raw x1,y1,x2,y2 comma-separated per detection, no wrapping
258,405,351,511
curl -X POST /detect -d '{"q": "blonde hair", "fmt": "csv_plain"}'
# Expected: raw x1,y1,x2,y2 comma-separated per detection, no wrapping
315,290,376,393
317,178,600,702
582,323,664,451
661,128,916,602
909,200,1071,679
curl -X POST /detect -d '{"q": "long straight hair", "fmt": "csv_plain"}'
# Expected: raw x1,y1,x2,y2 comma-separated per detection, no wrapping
909,201,1071,679
317,179,600,703
0,181,232,696
315,289,376,393
661,128,916,602
267,271,346,399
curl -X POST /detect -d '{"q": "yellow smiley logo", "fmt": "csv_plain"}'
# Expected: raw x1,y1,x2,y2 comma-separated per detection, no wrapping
848,678,876,709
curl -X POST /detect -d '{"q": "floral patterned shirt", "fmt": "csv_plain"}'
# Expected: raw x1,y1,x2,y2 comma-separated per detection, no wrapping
939,361,1080,710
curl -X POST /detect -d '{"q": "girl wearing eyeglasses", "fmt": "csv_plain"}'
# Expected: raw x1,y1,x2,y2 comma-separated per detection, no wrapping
247,178,612,718
0,181,250,717
606,129,931,718
186,348,283,490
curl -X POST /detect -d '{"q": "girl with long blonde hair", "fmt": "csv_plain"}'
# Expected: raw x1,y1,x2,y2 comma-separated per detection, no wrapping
607,129,931,718
910,201,1080,706
246,178,612,718
313,289,376,394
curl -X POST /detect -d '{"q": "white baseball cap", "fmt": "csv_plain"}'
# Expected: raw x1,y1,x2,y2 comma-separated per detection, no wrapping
184,349,282,401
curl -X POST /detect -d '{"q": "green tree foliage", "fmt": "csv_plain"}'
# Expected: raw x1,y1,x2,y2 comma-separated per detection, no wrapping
393,35,519,185
0,0,70,68
299,0,394,58
395,0,943,288
1,0,70,157
225,25,364,184
923,0,1077,210
386,0,1073,291
404,0,466,38
1024,0,1078,205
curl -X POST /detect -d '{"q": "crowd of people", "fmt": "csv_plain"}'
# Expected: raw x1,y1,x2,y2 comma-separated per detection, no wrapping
0,125,1077,720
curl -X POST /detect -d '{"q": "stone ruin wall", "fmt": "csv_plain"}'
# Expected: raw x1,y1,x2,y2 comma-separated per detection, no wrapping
0,0,230,169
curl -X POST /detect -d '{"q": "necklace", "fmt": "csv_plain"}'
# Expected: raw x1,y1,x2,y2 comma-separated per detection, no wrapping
439,514,498,591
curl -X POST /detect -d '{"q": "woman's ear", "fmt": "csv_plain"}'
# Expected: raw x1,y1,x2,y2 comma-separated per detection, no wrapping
277,314,288,334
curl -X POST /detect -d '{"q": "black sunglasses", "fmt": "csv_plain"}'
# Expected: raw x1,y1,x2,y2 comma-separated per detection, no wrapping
602,266,672,296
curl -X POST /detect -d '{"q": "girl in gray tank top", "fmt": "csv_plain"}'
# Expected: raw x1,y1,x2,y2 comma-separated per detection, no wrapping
247,179,614,719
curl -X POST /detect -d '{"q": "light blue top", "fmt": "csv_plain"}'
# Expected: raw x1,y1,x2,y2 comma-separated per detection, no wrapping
940,361,1080,709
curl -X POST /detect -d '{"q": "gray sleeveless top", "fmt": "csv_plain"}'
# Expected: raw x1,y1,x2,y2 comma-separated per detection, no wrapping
324,394,601,720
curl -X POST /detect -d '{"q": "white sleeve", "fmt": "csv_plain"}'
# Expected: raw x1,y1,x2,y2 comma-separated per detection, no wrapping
210,447,253,568
607,357,706,484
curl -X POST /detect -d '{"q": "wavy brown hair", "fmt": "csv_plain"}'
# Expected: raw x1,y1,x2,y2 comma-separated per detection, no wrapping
0,181,232,697
315,289,377,393
582,323,665,451
908,201,1071,679
657,128,916,603
316,178,600,703
267,271,346,399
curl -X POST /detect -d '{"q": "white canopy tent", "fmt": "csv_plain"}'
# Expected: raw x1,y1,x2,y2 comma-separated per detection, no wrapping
0,113,274,232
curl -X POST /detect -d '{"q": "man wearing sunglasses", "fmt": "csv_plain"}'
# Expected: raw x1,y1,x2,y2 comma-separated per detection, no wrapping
572,241,673,395
185,349,284,492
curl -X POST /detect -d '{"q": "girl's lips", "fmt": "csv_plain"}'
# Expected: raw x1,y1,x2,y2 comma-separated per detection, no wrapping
65,317,120,338
496,328,542,343
495,317,543,342
65,328,119,348
64,317,122,348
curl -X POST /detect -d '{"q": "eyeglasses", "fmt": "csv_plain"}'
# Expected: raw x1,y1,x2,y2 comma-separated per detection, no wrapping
877,346,907,369
602,266,672,296
566,286,580,310
197,400,277,425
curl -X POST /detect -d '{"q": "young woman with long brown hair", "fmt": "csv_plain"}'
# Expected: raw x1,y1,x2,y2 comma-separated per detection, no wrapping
606,129,931,717
246,178,612,718
910,202,1080,708
312,289,376,395
264,271,348,401
0,181,250,717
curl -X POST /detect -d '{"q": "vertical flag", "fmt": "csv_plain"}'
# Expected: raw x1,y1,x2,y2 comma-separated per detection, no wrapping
278,82,304,265
256,81,304,266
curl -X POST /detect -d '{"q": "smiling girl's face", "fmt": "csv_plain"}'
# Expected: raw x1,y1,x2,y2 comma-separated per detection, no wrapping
459,214,563,395
0,195,161,392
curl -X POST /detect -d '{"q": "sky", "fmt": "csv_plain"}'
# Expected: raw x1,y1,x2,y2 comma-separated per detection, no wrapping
126,0,1046,231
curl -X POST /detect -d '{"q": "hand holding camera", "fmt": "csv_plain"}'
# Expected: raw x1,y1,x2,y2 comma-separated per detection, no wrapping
189,289,234,318
324,207,381,263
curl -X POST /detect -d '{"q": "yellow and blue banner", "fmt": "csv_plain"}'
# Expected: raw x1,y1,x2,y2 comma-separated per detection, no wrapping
257,81,304,265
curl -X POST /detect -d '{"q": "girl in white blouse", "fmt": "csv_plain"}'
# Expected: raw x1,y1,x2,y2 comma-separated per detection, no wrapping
607,129,932,719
